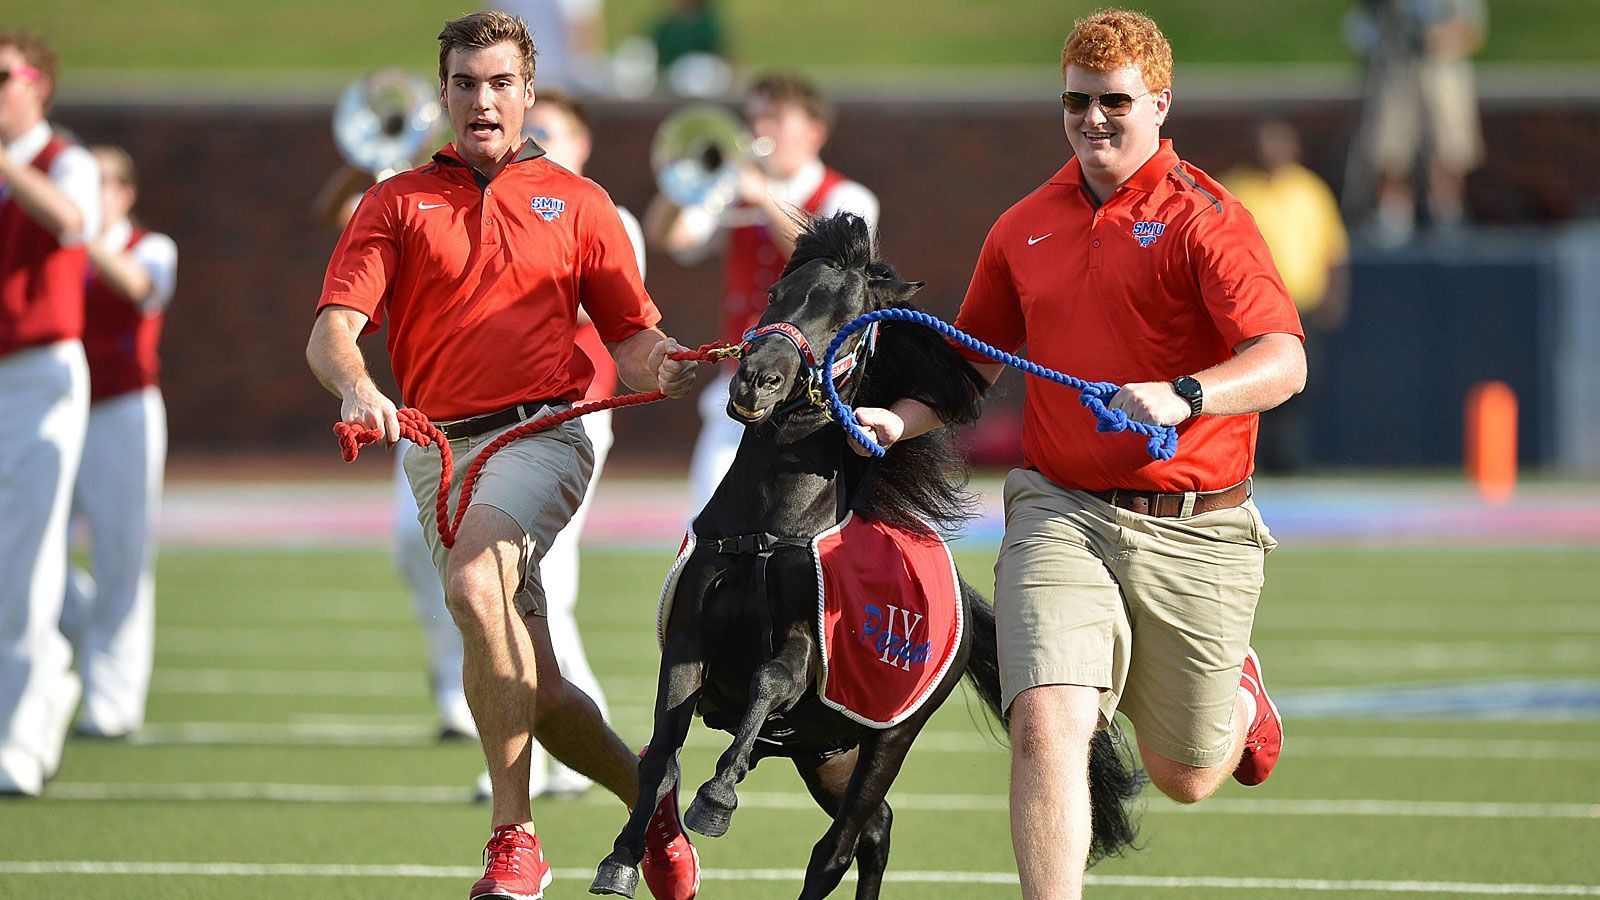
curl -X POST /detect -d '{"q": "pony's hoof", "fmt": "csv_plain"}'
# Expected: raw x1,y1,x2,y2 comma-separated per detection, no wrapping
684,792,735,837
590,858,639,897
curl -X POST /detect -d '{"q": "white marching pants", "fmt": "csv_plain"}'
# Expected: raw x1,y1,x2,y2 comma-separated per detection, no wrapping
687,373,743,522
0,341,88,791
391,444,470,736
532,408,612,791
61,386,166,737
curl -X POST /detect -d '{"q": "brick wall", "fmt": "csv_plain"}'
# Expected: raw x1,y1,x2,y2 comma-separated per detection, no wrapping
52,97,1600,466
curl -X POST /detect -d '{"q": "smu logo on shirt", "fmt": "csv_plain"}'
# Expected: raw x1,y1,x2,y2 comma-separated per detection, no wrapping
530,196,566,222
861,603,931,671
1131,220,1166,247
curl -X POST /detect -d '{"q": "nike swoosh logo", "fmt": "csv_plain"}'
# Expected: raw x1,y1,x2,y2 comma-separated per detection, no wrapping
418,202,448,210
1028,233,1052,245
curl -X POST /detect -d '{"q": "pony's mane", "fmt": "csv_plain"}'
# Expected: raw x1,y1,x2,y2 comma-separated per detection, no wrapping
786,214,988,535
780,211,878,280
853,309,987,535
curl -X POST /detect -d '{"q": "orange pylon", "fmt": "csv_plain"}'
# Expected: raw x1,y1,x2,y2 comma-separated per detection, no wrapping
1464,381,1517,505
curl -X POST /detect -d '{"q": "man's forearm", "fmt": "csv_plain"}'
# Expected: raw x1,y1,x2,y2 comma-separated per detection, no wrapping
890,362,1002,440
1192,333,1306,416
0,155,84,239
306,313,376,399
86,243,154,306
611,326,667,393
885,398,948,442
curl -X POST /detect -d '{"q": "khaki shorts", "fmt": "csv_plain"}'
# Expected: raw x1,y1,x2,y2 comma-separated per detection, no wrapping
1369,59,1484,174
994,468,1277,768
402,406,594,618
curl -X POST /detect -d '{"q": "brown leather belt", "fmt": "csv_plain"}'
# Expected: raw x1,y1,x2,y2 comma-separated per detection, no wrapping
1085,480,1251,518
437,399,565,442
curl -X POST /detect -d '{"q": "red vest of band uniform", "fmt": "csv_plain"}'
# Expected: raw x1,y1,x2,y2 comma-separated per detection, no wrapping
719,167,847,344
82,227,164,402
0,137,88,357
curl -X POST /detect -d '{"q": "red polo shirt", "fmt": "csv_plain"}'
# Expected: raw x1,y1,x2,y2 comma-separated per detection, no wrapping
318,141,660,420
953,140,1303,493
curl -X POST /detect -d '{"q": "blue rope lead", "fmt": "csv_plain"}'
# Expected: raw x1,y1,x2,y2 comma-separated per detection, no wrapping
820,308,1179,461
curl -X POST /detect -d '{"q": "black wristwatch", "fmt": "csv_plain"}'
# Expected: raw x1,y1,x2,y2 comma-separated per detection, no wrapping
1171,375,1204,418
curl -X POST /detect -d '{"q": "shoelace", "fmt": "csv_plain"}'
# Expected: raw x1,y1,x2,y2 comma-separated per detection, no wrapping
644,803,683,863
484,830,535,874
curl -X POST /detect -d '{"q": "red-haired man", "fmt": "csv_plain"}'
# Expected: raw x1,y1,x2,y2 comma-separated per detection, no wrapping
852,10,1305,897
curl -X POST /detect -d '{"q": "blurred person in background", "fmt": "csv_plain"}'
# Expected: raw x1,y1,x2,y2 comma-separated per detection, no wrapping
493,0,607,94
1225,120,1348,473
848,10,1304,896
0,29,99,797
306,13,699,898
1344,0,1487,243
644,72,879,518
653,0,726,74
59,145,177,740
652,0,730,96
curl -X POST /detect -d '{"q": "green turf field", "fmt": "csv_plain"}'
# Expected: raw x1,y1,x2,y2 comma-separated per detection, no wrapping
8,0,1600,80
2,543,1596,897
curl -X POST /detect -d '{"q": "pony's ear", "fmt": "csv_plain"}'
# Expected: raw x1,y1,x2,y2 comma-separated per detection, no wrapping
872,278,925,308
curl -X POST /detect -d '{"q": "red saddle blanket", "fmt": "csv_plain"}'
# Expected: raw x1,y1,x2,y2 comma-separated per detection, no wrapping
658,514,963,729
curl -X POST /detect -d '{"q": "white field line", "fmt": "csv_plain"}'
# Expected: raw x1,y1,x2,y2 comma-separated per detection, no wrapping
1269,640,1600,671
150,669,420,697
125,720,1600,762
0,861,1596,894
901,733,1600,760
40,782,1600,820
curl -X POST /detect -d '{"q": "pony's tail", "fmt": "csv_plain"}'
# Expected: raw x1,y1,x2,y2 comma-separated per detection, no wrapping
961,582,1145,866
961,581,1007,720
1085,721,1146,865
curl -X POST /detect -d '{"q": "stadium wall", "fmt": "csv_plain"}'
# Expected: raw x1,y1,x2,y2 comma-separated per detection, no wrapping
50,97,1600,471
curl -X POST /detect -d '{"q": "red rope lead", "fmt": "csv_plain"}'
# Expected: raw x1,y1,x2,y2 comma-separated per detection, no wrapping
332,343,738,548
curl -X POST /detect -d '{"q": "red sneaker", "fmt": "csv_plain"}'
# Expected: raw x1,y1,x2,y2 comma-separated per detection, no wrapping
1233,647,1284,786
470,824,552,900
640,768,701,899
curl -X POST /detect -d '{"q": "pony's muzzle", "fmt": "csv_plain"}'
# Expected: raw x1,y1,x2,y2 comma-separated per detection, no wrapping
727,358,792,423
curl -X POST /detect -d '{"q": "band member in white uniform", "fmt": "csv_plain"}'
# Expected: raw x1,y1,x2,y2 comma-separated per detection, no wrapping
0,30,101,795
61,145,178,740
644,72,878,519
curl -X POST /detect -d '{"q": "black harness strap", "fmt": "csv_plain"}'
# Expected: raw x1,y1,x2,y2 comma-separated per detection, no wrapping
711,532,811,660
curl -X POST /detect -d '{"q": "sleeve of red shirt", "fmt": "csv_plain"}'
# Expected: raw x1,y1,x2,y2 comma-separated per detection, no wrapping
317,185,400,334
951,222,1026,364
577,187,662,344
1186,202,1305,348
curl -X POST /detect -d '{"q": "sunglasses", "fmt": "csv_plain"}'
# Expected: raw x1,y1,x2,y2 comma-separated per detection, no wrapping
1061,90,1148,116
0,63,41,86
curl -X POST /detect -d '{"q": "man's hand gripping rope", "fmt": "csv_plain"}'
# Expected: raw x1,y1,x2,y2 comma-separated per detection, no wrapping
333,342,741,549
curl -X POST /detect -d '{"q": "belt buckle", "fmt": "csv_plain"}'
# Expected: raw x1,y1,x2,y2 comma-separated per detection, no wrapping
1178,492,1197,518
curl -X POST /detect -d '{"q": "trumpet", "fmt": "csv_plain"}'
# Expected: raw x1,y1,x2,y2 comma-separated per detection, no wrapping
333,68,446,182
652,104,774,218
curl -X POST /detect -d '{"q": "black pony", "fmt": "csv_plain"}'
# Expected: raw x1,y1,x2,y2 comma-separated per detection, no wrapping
591,213,1143,899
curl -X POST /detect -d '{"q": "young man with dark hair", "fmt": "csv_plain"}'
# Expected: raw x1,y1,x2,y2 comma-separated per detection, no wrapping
0,28,100,797
851,10,1304,897
307,12,700,900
